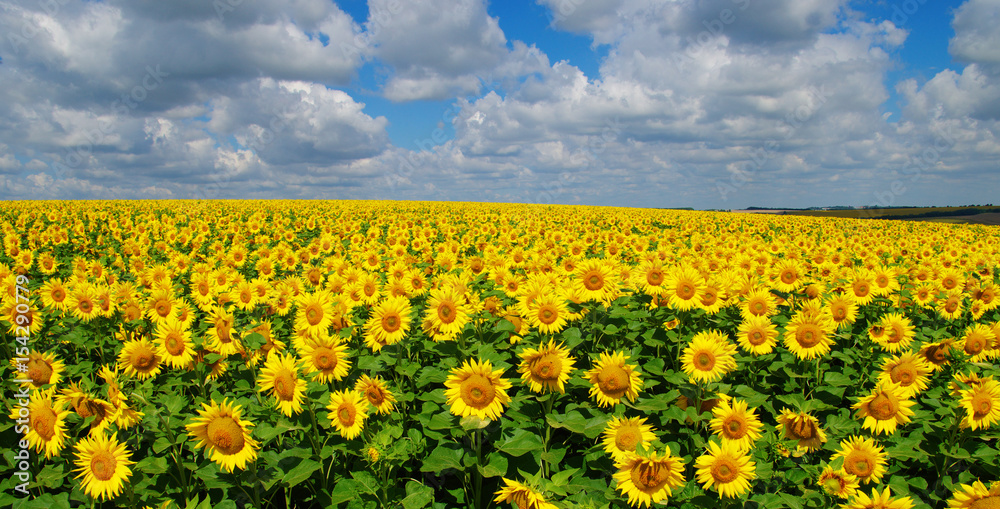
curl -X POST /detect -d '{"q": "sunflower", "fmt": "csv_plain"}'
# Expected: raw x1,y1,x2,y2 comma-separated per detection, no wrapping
849,270,877,306
736,315,778,355
327,390,370,439
918,338,955,371
524,293,570,335
937,291,965,320
601,416,658,462
827,294,859,330
853,381,915,436
363,295,412,352
961,324,998,362
958,379,1000,430
841,487,914,509
444,358,512,420
575,258,619,303
870,313,916,353
948,481,1000,509
299,335,350,382
295,290,336,336
424,287,471,338
154,317,195,369
117,338,162,380
19,350,65,388
39,278,70,311
709,398,764,452
633,259,668,298
776,408,827,452
771,259,805,293
145,287,177,324
664,265,705,311
67,284,101,322
10,388,70,459
818,466,859,499
681,330,738,384
186,398,259,472
613,450,686,508
783,311,836,361
257,353,307,417
517,340,576,394
206,307,242,357
355,374,397,415
73,432,135,501
585,351,643,408
741,287,778,319
494,478,558,509
831,436,887,485
694,441,756,499
877,352,932,398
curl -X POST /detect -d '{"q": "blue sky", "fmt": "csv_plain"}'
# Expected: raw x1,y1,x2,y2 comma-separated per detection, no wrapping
1,0,997,209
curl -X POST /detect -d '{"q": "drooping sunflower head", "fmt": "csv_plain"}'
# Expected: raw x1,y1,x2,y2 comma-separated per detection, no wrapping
775,408,827,452
257,353,306,417
517,340,576,394
585,350,643,408
444,358,512,421
612,450,686,508
852,381,915,436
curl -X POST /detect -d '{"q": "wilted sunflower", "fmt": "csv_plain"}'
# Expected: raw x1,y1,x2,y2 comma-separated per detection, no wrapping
831,436,887,485
494,478,558,509
517,340,576,394
444,358,512,420
355,374,396,415
694,441,756,499
117,338,162,380
681,330,738,384
257,353,307,417
958,378,1000,430
585,350,643,408
613,450,686,508
363,295,412,352
186,398,259,472
948,480,1000,509
709,398,763,452
601,416,658,462
841,487,914,509
154,317,195,369
776,408,827,452
73,432,135,501
327,390,370,439
853,381,915,436
818,466,859,499
736,314,778,355
10,388,70,459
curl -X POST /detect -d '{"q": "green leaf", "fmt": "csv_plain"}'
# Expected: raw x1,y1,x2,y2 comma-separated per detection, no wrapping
551,467,579,487
497,429,544,457
328,479,361,506
281,457,323,487
823,372,853,387
243,331,266,349
401,481,435,509
351,470,379,495
478,453,508,478
420,443,464,473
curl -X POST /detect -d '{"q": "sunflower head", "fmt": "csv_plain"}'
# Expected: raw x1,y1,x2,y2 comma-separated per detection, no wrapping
517,340,576,394
444,358,512,421
186,398,259,472
585,350,643,408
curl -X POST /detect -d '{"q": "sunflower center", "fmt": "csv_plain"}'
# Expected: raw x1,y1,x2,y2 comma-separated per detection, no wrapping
531,354,562,381
305,304,323,326
131,348,155,370
846,456,873,478
677,283,695,299
27,359,53,385
438,302,457,324
597,364,630,398
854,282,870,297
723,416,747,439
969,495,1000,509
833,306,846,319
945,299,959,313
460,374,496,408
747,330,766,346
614,426,641,452
796,326,821,348
89,450,117,481
965,337,985,356
630,462,670,492
695,351,716,371
972,393,993,418
750,301,765,314
165,333,185,356
537,305,559,325
53,288,66,301
313,347,336,370
155,299,171,317
890,364,915,386
711,459,740,484
789,417,816,440
338,403,357,426
823,476,844,493
207,416,246,455
868,391,899,420
79,300,93,313
273,372,296,401
365,387,384,407
781,271,796,284
583,271,604,291
382,313,401,333
32,405,57,440
647,270,663,286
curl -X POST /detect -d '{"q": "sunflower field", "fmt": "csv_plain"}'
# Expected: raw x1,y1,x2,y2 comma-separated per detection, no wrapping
2,200,999,509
